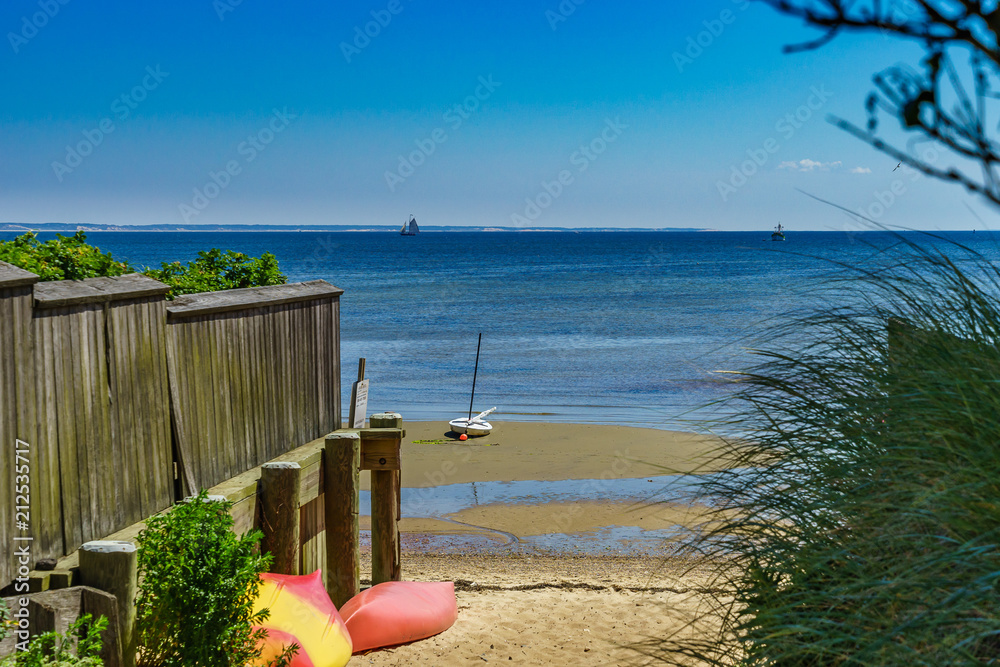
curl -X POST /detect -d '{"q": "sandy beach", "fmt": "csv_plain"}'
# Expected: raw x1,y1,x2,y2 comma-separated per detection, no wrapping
363,420,727,491
350,420,728,665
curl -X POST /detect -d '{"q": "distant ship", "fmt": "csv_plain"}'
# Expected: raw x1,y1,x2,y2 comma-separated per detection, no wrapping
771,223,785,241
400,214,419,236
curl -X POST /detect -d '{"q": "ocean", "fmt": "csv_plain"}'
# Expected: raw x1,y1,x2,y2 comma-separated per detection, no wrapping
5,229,998,430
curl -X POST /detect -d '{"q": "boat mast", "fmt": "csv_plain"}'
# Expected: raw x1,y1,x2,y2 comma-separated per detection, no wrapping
468,333,482,422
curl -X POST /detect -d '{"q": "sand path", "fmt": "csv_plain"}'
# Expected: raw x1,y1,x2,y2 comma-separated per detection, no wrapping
347,421,729,665
352,553,724,666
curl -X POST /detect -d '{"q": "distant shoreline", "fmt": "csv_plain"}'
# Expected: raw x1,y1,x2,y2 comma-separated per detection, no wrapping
0,224,712,233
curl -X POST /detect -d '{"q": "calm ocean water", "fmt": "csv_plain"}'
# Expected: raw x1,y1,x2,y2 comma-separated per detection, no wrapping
6,230,1000,429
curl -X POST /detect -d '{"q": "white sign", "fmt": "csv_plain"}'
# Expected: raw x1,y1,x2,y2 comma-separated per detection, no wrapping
351,379,369,428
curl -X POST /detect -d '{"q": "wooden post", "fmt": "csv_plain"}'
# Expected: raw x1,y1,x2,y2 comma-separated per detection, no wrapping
366,414,402,584
80,587,124,667
370,469,401,584
324,432,360,609
26,598,57,641
260,462,302,575
369,412,402,429
369,412,404,535
79,541,137,667
48,570,75,589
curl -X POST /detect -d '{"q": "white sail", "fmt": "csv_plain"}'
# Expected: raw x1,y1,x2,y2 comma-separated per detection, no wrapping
473,407,496,422
401,214,419,235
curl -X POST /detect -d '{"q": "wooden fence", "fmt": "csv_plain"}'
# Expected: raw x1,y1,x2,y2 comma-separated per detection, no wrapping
165,281,342,496
0,265,343,590
33,275,174,557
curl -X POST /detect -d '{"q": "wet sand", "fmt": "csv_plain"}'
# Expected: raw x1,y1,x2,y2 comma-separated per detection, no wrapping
360,420,729,491
349,421,728,665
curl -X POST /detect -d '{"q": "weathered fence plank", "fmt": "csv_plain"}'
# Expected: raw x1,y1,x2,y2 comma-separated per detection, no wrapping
33,275,173,554
33,306,64,561
166,281,343,495
0,262,40,583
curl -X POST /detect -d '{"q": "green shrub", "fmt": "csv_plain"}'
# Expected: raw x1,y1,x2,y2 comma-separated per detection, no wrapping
134,490,296,667
0,613,107,667
0,231,287,299
652,235,1000,665
0,232,133,281
143,248,286,299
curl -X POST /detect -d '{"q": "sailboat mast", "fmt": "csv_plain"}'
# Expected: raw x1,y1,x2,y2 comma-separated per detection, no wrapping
468,333,482,422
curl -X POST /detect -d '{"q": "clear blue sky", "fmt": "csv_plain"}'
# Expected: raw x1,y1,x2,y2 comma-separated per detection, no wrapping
0,0,987,230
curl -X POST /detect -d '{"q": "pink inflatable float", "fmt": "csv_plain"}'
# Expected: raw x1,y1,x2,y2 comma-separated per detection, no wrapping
340,581,458,653
252,570,352,667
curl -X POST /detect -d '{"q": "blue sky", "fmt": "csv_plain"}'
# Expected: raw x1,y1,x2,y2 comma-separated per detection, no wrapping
0,0,988,230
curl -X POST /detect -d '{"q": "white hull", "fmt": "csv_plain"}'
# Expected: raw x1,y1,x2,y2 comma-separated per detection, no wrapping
448,418,493,437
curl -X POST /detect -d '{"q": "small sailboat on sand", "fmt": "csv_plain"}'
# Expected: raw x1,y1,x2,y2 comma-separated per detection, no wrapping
448,333,495,437
450,407,496,437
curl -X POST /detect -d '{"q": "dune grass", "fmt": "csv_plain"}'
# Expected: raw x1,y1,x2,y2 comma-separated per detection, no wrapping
644,234,1000,665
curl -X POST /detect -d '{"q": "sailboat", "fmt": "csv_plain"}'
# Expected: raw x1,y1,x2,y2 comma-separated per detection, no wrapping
450,407,496,437
771,223,786,241
400,214,419,236
448,333,495,436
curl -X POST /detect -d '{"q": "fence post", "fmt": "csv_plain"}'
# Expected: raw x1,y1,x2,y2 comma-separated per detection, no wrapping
324,432,360,609
260,462,302,575
368,412,402,584
79,541,137,667
26,598,57,642
369,414,403,516
369,412,402,429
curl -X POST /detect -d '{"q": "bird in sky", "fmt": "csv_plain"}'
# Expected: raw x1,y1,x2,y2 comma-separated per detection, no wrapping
893,162,901,171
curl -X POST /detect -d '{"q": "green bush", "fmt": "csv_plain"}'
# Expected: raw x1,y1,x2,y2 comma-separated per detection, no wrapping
0,232,133,281
652,236,1000,665
134,490,296,667
0,611,107,667
143,248,286,299
0,232,286,299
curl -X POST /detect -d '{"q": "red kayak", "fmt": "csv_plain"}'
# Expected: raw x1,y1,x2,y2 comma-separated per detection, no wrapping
339,581,458,652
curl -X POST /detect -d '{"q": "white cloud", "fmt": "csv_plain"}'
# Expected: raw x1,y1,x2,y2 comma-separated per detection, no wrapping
778,159,843,172
850,167,872,174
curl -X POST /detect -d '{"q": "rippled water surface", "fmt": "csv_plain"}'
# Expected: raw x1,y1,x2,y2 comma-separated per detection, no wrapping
9,229,999,428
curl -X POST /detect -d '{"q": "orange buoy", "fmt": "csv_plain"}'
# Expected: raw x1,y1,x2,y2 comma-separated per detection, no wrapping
459,434,468,441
